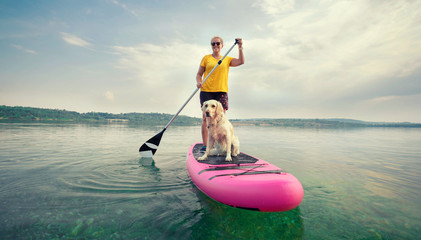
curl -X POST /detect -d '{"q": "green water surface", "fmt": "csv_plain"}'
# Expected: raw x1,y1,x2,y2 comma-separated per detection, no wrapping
0,123,420,239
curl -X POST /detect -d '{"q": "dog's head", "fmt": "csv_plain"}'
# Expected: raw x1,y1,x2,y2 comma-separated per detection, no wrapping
202,100,224,119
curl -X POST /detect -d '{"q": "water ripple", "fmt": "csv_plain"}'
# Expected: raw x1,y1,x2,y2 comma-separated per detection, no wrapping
56,157,191,200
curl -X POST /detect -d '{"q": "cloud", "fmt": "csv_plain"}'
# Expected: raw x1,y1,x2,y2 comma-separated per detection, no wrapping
246,0,421,103
11,44,37,54
112,41,206,88
252,0,295,15
105,91,115,101
110,40,208,114
60,32,91,47
111,0,139,18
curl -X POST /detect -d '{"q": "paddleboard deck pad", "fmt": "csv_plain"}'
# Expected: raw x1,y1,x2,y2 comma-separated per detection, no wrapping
192,143,259,165
187,142,304,212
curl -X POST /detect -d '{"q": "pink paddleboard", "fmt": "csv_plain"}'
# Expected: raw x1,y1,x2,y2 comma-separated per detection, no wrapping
187,142,304,212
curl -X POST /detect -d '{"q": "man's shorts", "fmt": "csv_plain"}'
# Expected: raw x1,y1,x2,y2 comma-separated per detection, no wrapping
200,91,229,110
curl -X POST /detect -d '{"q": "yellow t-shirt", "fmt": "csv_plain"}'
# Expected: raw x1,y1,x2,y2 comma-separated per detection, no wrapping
200,54,234,92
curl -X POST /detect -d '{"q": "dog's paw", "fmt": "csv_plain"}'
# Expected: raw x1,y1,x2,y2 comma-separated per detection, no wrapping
198,155,207,161
225,156,232,161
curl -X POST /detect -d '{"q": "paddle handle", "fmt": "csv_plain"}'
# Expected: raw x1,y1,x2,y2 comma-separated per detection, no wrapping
164,40,238,129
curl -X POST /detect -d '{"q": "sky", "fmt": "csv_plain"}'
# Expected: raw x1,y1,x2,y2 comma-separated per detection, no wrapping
1,0,421,123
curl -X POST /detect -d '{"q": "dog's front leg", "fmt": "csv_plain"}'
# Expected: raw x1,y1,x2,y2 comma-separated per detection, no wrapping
198,135,215,161
198,145,209,160
225,135,232,161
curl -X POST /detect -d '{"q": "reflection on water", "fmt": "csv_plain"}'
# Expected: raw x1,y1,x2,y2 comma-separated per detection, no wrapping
190,185,304,239
139,157,157,168
0,123,420,239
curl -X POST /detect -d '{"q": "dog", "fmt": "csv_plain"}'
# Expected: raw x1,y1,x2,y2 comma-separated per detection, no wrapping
198,100,240,161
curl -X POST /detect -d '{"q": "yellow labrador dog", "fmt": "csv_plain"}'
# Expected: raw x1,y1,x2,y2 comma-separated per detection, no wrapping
198,100,240,161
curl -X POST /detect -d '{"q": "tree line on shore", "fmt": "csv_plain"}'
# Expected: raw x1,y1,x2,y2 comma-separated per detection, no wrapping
0,105,201,126
1,105,420,128
230,118,421,128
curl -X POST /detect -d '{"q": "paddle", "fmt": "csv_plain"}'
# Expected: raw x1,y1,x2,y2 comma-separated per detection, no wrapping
139,39,239,157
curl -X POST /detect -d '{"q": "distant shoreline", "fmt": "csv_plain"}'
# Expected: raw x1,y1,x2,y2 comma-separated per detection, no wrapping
230,119,421,128
1,105,420,128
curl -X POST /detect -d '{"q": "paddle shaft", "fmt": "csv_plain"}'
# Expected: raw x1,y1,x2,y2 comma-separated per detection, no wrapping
164,40,238,129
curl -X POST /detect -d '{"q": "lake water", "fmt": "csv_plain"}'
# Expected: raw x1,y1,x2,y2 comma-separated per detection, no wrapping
0,122,420,239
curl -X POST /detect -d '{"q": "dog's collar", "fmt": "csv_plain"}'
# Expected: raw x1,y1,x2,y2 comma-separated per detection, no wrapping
207,118,222,129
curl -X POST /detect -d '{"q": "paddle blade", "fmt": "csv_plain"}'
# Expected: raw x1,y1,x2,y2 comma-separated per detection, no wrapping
139,129,166,157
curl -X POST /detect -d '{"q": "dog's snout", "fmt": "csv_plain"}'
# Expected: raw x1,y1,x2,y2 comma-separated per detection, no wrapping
205,111,210,117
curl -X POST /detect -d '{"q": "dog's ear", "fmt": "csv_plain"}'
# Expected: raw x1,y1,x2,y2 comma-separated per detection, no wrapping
201,101,207,113
216,101,224,118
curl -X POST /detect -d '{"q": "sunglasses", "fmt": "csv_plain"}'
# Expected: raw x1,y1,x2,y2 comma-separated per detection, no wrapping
211,42,221,46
